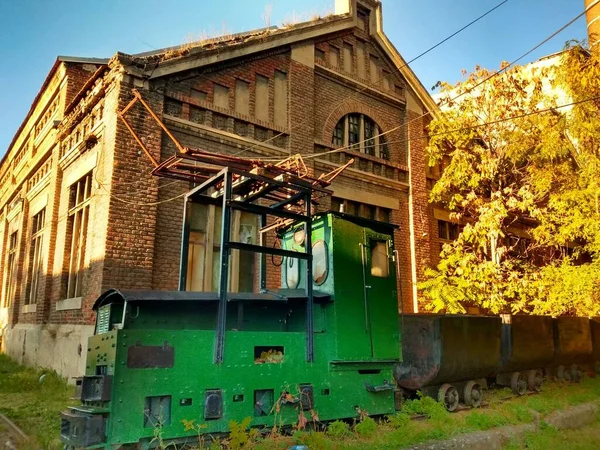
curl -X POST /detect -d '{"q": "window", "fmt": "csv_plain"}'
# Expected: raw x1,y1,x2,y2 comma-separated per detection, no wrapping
185,204,258,293
286,256,300,289
312,241,328,285
331,113,390,160
438,220,461,241
213,83,229,109
370,241,389,278
333,120,344,147
357,8,370,33
27,209,45,304
348,114,360,149
3,231,18,307
331,197,391,223
66,173,92,299
315,48,325,61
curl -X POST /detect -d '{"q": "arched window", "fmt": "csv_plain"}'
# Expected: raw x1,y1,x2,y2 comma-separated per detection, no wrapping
332,113,390,160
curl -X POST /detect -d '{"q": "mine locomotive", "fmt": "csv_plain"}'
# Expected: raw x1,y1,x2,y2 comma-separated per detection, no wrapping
60,160,600,449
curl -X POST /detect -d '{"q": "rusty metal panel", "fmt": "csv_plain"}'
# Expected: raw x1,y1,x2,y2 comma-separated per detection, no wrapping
395,315,501,390
499,315,554,373
127,343,174,369
551,317,593,366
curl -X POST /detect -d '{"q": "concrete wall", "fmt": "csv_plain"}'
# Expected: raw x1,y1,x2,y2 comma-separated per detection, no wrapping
3,323,94,380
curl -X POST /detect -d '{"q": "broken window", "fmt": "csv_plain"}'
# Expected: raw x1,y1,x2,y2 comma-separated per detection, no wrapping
331,113,390,159
186,204,258,292
3,230,18,308
27,208,45,304
66,173,92,299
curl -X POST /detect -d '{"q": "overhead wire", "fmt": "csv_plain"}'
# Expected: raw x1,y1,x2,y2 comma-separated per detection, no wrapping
255,0,600,163
98,0,596,205
231,0,510,158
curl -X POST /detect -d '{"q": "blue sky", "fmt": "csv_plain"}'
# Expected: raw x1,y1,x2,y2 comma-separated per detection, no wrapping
0,0,588,155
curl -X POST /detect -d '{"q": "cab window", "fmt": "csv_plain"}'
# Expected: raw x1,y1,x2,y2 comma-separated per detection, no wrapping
370,241,389,278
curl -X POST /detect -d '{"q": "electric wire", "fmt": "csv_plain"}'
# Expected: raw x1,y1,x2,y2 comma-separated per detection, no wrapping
231,0,510,158
255,0,600,163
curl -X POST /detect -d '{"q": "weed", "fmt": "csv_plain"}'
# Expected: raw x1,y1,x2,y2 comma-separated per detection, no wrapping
229,417,260,450
354,416,377,437
402,395,449,421
326,420,351,438
386,412,410,429
294,431,333,450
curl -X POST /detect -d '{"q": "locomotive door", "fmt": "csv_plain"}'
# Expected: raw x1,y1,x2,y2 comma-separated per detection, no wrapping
362,231,399,359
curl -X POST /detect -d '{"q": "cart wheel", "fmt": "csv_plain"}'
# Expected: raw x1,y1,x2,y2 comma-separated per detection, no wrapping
463,381,482,408
557,365,572,383
438,383,459,412
511,372,527,396
527,370,543,392
570,364,583,383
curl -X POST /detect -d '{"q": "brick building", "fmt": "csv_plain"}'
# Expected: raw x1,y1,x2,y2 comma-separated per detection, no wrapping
0,0,440,378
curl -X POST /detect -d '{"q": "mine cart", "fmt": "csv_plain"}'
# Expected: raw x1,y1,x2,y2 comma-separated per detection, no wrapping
590,318,600,373
548,317,593,381
496,315,554,394
395,315,501,411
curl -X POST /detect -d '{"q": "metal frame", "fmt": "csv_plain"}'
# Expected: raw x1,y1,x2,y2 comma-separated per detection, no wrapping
116,88,360,364
181,167,317,363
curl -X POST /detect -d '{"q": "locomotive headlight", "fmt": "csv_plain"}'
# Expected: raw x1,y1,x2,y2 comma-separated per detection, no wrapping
293,227,306,246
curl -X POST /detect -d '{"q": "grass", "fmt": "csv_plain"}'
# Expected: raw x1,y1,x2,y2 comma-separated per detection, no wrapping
0,354,73,450
503,416,600,449
2,351,600,450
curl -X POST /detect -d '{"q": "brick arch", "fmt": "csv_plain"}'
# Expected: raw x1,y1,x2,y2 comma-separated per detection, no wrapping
321,100,395,144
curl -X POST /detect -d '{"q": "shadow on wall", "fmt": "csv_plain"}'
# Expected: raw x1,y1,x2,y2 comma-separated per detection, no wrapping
0,256,166,381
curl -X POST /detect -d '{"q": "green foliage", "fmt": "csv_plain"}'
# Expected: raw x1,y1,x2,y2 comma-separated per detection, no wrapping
326,420,351,438
354,416,377,437
386,412,410,428
401,395,449,421
293,431,333,450
421,43,600,315
228,417,259,450
0,354,73,450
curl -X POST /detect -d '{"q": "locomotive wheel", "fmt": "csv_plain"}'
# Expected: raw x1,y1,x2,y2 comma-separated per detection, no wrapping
511,372,527,396
463,381,482,408
527,370,543,392
438,384,459,412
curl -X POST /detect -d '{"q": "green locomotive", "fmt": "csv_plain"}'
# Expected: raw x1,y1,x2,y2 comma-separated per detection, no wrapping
61,167,402,449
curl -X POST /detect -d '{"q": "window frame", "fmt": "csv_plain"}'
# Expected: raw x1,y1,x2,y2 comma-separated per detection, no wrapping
65,173,92,299
331,113,390,160
3,230,19,308
27,208,46,305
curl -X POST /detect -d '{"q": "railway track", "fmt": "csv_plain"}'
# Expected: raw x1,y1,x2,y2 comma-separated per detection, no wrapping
0,414,29,450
